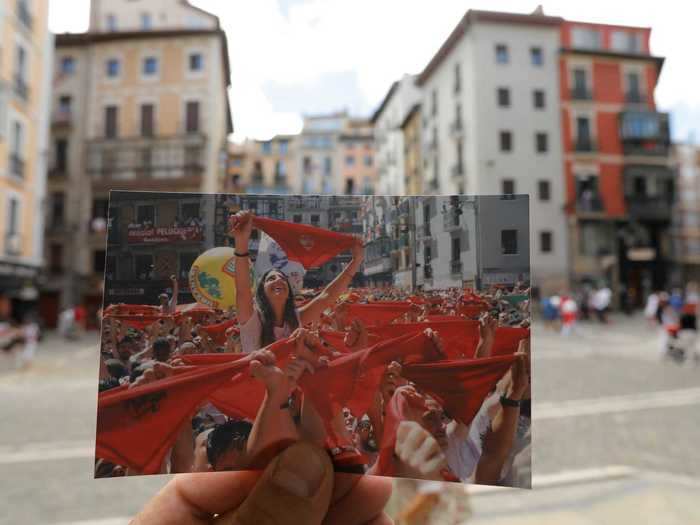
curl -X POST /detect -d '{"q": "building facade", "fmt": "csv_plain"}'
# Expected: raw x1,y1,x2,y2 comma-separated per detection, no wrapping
415,9,567,295
560,20,673,306
0,0,53,321
401,104,423,196
672,144,700,283
41,0,232,325
338,119,376,195
297,112,348,195
372,75,421,196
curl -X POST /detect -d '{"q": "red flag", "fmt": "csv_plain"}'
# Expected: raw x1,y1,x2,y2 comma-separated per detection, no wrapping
95,360,248,474
200,318,238,346
346,302,414,327
252,216,356,269
375,354,515,479
401,355,516,426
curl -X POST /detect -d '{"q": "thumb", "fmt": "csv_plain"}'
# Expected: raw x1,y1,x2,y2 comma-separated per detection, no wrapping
219,441,334,525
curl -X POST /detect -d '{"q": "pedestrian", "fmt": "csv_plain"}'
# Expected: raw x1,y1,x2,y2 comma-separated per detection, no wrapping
592,285,612,324
16,313,40,370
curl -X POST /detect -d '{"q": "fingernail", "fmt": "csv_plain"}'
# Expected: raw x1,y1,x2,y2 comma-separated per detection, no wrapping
271,443,326,499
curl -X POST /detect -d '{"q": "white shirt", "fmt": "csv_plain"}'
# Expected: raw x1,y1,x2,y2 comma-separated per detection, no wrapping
239,309,297,353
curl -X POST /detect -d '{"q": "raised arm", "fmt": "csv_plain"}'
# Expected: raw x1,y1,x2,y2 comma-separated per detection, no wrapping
299,238,364,326
228,211,255,325
168,275,179,312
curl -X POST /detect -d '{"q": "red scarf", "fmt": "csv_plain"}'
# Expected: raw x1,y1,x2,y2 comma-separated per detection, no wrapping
200,318,238,346
252,216,356,269
95,360,248,474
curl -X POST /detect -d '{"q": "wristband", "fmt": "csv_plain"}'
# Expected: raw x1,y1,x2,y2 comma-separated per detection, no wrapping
500,394,522,408
234,251,249,257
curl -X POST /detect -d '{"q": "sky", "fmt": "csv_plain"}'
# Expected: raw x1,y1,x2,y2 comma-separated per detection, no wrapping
49,0,700,144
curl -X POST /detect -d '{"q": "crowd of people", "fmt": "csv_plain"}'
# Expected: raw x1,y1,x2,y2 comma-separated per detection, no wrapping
95,211,532,489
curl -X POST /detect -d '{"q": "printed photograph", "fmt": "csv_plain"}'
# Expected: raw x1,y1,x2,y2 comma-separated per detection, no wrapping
95,191,531,488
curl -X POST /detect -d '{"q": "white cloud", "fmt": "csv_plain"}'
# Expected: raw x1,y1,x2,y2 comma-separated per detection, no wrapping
49,0,700,143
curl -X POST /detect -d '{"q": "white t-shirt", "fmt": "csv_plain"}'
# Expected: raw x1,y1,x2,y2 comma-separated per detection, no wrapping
239,309,297,353
445,392,500,482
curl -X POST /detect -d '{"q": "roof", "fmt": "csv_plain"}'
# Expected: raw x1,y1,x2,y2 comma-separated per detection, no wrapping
416,9,563,86
56,28,233,133
370,80,399,124
560,47,665,74
181,0,220,28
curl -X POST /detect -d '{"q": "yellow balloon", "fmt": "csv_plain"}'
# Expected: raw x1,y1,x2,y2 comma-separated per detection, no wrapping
188,247,237,310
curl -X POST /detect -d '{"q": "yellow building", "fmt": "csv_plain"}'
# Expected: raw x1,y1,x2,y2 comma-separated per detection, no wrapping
41,0,232,326
0,0,53,320
400,103,422,195
339,118,376,195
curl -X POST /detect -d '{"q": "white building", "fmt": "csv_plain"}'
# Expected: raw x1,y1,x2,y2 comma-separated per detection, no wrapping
297,112,348,194
414,196,478,290
371,75,421,195
416,9,568,294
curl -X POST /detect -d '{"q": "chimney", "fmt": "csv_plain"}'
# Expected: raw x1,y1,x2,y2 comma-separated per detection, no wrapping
532,5,545,16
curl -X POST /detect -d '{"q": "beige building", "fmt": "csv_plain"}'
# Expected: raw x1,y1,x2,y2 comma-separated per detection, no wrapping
41,0,232,326
672,144,700,282
338,118,376,195
0,0,53,321
400,103,422,195
223,136,297,195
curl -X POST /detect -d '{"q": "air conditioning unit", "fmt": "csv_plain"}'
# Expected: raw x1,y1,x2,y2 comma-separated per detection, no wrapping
6,234,21,254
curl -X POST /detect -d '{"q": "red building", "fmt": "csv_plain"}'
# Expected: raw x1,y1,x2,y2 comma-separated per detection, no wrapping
560,21,673,305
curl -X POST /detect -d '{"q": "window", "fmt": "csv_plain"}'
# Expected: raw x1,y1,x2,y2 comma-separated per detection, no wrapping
136,205,155,224
540,231,553,253
501,229,518,255
135,254,154,280
51,192,65,225
345,155,355,166
536,132,548,153
279,140,289,154
626,72,642,102
431,89,438,116
323,157,332,175
499,131,512,152
423,204,431,236
364,155,373,167
538,180,551,201
60,56,75,75
611,30,642,53
141,12,152,30
571,27,601,49
495,44,509,64
15,44,27,84
55,139,68,172
576,116,592,149
261,141,272,154
189,52,203,72
104,106,118,138
454,63,461,93
106,14,117,31
143,56,158,76
502,179,515,195
310,214,320,226
106,58,120,78
451,237,461,261
185,101,200,133
533,89,545,109
303,156,312,175
345,178,355,195
140,104,154,137
58,95,72,113
179,253,198,280
7,197,20,235
50,244,63,273
497,87,510,107
94,250,106,273
181,202,200,222
293,214,302,223
530,46,543,66
633,176,647,197
571,68,590,98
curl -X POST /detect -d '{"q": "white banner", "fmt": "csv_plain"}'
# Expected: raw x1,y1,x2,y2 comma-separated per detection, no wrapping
253,231,306,294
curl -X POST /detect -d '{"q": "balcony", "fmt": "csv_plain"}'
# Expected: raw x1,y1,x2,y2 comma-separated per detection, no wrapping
86,134,206,189
423,264,433,280
620,111,670,156
10,154,25,177
626,196,673,221
52,108,73,128
576,195,605,214
451,164,464,179
450,259,463,275
17,1,33,29
13,76,29,101
443,210,461,230
574,138,596,153
570,86,592,100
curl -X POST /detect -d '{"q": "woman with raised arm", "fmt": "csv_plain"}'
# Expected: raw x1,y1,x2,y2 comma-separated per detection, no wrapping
229,210,364,353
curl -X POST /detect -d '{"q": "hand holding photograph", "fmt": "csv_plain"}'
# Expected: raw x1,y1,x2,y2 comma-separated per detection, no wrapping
95,191,531,489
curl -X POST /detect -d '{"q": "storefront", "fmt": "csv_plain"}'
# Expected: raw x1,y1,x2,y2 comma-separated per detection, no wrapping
0,261,41,323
